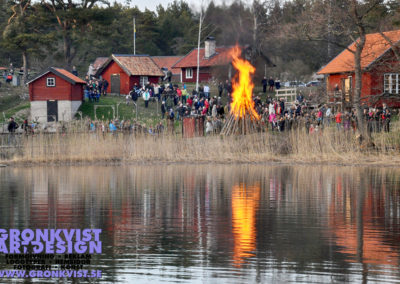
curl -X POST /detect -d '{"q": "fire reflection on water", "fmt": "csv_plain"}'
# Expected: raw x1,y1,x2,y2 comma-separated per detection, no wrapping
231,183,260,267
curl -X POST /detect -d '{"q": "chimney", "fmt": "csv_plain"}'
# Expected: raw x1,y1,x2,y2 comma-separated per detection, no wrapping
205,36,216,59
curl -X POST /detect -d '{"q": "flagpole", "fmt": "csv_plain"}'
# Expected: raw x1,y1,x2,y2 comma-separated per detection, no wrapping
133,17,136,55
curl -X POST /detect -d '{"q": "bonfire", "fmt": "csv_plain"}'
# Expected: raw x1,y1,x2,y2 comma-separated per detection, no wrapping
221,46,260,135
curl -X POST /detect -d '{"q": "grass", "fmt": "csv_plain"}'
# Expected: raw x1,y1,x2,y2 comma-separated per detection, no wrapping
0,84,30,123
2,120,400,166
78,95,183,130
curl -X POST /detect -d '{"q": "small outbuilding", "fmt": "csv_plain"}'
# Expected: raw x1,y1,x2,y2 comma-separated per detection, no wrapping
95,54,164,94
318,29,400,109
28,67,85,123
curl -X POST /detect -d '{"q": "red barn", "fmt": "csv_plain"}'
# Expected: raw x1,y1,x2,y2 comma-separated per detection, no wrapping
173,37,232,83
28,67,85,122
95,54,163,95
318,30,400,109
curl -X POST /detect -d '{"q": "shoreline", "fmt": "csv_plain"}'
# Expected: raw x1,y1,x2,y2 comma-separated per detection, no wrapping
1,156,400,168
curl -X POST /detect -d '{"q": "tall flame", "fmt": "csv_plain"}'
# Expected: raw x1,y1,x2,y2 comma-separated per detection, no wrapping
229,46,260,120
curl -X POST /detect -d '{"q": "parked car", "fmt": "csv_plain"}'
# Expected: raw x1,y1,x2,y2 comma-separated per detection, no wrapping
283,81,306,88
306,81,322,87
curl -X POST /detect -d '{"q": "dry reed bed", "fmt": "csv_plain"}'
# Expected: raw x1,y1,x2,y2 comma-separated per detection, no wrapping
3,126,400,166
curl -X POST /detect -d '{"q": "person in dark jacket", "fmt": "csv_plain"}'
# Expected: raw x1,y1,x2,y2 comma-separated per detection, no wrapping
7,117,18,145
161,101,166,119
8,117,18,133
261,77,267,93
268,77,275,92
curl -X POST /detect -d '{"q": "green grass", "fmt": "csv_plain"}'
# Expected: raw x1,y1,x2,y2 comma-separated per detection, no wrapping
0,85,30,123
77,95,182,129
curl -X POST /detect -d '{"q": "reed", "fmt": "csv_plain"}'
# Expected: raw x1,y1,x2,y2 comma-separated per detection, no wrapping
2,121,400,166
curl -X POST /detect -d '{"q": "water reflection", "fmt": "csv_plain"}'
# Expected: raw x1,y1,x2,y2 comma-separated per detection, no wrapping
0,165,400,283
232,183,260,267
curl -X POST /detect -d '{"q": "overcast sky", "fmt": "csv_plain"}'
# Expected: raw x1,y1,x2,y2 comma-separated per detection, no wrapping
129,0,234,12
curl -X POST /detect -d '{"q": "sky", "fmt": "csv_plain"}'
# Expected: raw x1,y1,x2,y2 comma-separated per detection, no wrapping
128,0,234,12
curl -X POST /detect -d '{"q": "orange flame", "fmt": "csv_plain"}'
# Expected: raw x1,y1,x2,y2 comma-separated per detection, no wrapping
231,183,260,267
229,46,260,120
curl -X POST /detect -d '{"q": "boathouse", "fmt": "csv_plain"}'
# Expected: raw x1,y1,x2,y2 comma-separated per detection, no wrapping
28,67,85,123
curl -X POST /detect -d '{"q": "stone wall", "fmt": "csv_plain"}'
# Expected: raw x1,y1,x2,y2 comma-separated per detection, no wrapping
30,100,82,122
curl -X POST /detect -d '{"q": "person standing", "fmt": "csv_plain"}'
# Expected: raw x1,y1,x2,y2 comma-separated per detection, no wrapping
72,66,78,76
203,84,210,99
262,77,267,93
154,83,160,101
102,78,108,96
161,101,166,119
142,89,150,108
275,78,281,90
218,82,223,97
268,77,275,92
335,111,342,130
7,117,19,145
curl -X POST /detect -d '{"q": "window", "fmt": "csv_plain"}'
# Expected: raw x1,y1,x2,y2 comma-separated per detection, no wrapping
46,77,56,87
140,76,148,87
384,73,400,94
186,68,193,79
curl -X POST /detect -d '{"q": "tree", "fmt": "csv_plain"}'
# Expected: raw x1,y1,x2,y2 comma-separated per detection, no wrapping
3,1,53,84
301,0,386,134
41,0,110,70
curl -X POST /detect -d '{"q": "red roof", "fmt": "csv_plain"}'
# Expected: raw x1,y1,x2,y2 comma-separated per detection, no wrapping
53,68,86,84
103,55,163,76
92,57,108,72
151,56,183,74
318,30,400,74
173,47,232,68
27,67,86,85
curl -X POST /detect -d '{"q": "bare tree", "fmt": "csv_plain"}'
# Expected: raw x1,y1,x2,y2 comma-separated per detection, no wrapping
301,0,385,133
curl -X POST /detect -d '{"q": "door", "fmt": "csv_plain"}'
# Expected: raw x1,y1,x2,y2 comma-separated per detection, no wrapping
47,100,58,122
110,74,120,94
344,76,352,102
140,76,148,88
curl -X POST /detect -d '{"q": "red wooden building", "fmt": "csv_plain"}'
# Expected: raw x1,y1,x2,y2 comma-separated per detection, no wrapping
318,30,400,109
151,56,183,82
173,37,232,83
95,54,164,95
28,67,85,122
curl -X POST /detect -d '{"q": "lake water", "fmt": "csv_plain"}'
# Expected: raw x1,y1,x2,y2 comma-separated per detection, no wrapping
0,164,400,283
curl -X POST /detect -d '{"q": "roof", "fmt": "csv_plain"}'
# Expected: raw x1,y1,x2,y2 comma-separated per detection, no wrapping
96,54,164,77
92,57,108,72
151,56,183,74
318,30,400,75
27,67,86,85
173,47,232,68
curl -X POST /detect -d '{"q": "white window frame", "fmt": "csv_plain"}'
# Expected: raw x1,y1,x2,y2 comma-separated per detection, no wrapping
46,77,56,87
384,73,400,94
186,68,193,79
140,76,148,88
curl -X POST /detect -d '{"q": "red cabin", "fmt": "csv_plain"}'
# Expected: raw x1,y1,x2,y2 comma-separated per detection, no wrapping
318,30,400,109
95,54,163,95
173,37,232,84
28,67,85,122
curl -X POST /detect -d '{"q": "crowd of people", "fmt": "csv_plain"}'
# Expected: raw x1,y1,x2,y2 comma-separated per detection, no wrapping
5,76,395,137
84,75,108,102
83,81,394,136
